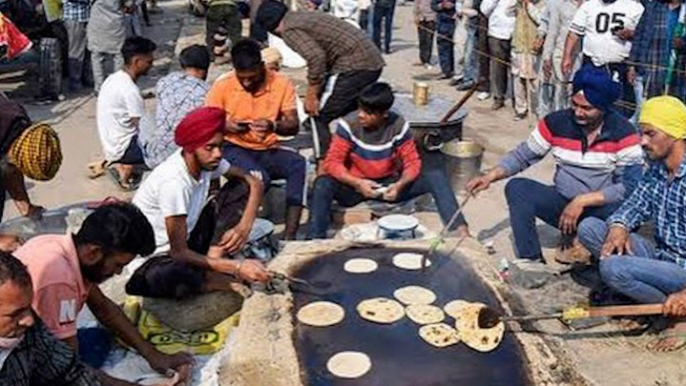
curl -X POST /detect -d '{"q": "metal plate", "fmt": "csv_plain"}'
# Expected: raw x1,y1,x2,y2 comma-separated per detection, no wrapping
377,214,419,232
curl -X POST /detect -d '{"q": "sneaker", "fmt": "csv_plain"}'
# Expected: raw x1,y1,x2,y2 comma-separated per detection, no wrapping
456,80,477,91
424,63,435,71
514,112,527,121
477,91,491,101
448,77,465,86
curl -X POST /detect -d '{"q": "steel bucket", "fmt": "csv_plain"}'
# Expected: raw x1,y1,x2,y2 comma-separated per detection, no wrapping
441,139,484,194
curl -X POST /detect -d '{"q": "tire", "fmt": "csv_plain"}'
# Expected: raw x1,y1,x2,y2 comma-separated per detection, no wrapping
38,37,63,99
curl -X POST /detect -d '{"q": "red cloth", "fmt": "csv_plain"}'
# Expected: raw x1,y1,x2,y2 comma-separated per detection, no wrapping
174,107,226,152
0,13,32,60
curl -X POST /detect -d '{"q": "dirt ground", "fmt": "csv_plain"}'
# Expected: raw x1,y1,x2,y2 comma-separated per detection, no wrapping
3,2,684,385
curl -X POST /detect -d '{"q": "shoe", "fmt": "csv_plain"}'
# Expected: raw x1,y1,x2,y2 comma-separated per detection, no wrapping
477,92,491,101
456,80,476,91
448,77,464,86
555,237,592,265
491,100,505,110
514,112,527,121
436,73,454,80
384,47,391,54
424,63,434,71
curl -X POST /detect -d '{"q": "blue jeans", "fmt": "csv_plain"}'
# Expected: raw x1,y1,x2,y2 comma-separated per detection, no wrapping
224,144,307,207
462,18,479,83
577,217,686,303
372,1,396,52
505,178,620,259
436,16,456,76
308,168,466,239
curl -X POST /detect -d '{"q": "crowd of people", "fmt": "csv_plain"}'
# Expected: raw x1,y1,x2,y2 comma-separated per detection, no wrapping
4,0,686,383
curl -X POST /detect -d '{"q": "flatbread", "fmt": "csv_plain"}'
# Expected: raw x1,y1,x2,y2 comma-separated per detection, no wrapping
296,301,345,327
459,321,505,353
392,252,431,270
443,300,472,319
327,351,372,378
453,302,485,331
406,304,445,325
344,258,378,274
393,285,437,305
357,297,405,324
419,323,460,348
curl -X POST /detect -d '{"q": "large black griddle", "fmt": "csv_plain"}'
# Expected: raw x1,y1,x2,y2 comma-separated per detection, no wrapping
292,247,532,386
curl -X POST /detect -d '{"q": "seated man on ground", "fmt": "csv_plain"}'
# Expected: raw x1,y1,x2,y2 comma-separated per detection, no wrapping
96,36,156,190
308,82,469,239
0,99,62,221
141,44,211,169
206,39,305,239
12,203,192,386
467,65,643,263
127,107,271,300
0,252,101,386
577,96,686,352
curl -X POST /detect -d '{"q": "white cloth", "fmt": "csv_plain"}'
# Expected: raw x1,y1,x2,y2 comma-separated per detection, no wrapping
96,70,145,162
132,150,231,254
569,0,644,66
480,0,516,40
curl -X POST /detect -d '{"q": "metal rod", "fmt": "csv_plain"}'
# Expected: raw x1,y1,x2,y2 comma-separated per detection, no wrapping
421,194,473,270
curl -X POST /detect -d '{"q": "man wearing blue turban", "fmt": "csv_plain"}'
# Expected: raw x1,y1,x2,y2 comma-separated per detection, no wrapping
467,65,644,264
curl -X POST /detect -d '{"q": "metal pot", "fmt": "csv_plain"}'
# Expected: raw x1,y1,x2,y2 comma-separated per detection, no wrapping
441,139,484,194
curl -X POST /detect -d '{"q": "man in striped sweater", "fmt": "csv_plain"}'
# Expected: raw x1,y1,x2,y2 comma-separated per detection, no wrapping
308,83,469,239
467,65,644,263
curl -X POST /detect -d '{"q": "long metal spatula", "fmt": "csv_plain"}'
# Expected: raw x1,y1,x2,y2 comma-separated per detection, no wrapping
478,303,665,329
421,194,473,270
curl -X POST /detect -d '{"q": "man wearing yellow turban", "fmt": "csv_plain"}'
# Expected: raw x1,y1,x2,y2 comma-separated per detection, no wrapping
0,99,62,220
578,95,686,352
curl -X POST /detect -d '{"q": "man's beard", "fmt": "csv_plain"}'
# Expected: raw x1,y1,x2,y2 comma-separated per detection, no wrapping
81,260,109,284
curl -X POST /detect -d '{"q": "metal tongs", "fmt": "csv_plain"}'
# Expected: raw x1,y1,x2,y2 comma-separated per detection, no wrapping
421,194,473,270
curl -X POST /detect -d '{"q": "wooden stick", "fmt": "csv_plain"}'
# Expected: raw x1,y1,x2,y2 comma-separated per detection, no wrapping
440,81,481,123
588,304,664,318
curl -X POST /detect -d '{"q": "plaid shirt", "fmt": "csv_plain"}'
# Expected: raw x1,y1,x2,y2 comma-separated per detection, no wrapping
608,156,686,265
63,1,90,22
629,2,686,100
281,12,384,85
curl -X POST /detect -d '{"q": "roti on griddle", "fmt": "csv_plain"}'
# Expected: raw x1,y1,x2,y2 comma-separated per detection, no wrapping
392,252,431,270
449,301,506,352
406,304,445,325
327,351,372,378
393,285,437,305
443,300,472,319
344,258,378,274
357,297,405,324
459,320,505,353
296,301,345,327
418,323,460,348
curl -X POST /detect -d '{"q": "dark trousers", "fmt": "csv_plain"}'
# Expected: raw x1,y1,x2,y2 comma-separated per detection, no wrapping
126,179,249,299
476,15,490,91
582,57,636,118
372,1,396,52
308,167,466,239
488,36,511,102
206,4,242,54
308,69,383,159
505,178,621,259
436,17,456,77
359,9,370,32
417,20,435,65
224,143,307,207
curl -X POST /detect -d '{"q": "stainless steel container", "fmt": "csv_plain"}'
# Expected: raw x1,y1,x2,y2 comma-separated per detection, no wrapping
441,139,484,194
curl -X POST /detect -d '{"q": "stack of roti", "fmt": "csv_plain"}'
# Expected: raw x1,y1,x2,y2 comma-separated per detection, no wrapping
444,300,504,352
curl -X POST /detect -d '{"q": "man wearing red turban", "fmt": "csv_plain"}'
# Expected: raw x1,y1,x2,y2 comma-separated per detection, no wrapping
127,106,270,299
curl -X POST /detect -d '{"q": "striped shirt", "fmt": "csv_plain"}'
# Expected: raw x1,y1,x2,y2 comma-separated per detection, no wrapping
609,156,686,263
323,112,422,181
499,109,644,202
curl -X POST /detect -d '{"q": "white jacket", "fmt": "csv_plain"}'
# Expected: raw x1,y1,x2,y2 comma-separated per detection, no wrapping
480,0,516,40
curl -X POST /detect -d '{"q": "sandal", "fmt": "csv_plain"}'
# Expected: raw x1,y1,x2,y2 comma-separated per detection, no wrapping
107,167,140,192
646,330,686,352
87,160,108,179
